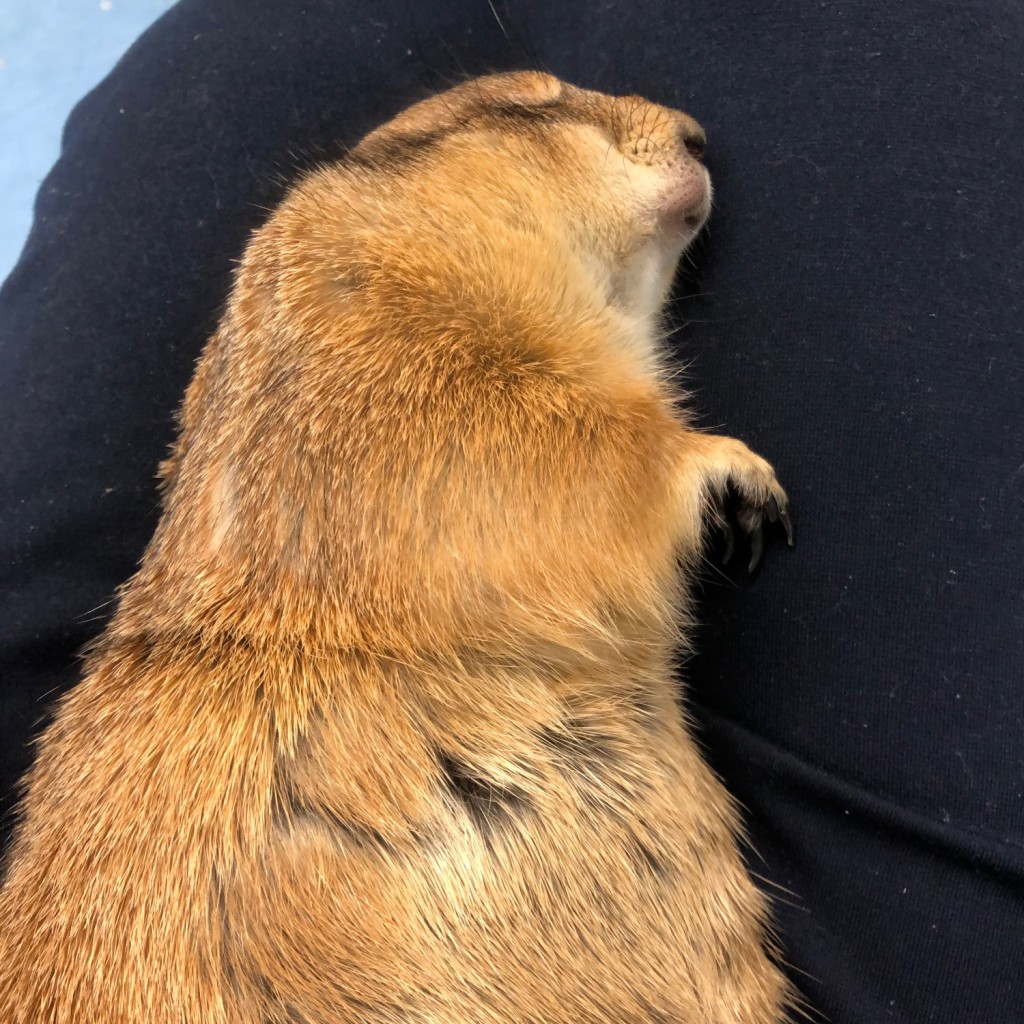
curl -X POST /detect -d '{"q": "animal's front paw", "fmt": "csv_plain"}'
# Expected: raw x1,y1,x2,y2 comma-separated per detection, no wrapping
701,436,794,572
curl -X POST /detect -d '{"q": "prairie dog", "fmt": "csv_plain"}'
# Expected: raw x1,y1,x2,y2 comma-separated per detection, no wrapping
0,72,794,1023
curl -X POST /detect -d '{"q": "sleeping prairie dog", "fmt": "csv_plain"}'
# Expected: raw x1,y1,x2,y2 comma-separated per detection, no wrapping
0,72,795,1023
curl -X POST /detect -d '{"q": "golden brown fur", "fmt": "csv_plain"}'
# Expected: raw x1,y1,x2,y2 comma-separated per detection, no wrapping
0,73,794,1023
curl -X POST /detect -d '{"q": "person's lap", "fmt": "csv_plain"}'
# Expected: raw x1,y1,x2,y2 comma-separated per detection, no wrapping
1,2,1021,1020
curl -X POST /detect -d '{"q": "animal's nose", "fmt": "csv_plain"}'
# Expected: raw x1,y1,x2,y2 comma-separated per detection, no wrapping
679,122,706,161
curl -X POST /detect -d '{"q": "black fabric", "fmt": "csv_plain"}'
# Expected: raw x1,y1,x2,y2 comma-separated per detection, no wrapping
1,1,1021,1021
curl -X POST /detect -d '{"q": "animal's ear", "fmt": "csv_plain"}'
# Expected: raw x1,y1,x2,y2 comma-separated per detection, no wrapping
469,71,564,108
354,73,565,158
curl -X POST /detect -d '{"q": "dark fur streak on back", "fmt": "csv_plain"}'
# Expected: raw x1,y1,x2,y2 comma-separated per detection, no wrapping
633,837,670,879
437,750,530,844
302,802,394,853
275,776,395,854
539,717,621,772
348,129,448,169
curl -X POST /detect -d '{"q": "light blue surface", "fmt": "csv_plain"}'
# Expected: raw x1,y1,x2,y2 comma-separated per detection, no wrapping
0,0,179,284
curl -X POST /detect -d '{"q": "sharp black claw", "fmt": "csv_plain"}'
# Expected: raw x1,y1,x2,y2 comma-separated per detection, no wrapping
780,508,795,546
748,524,764,573
721,520,735,565
766,495,780,523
